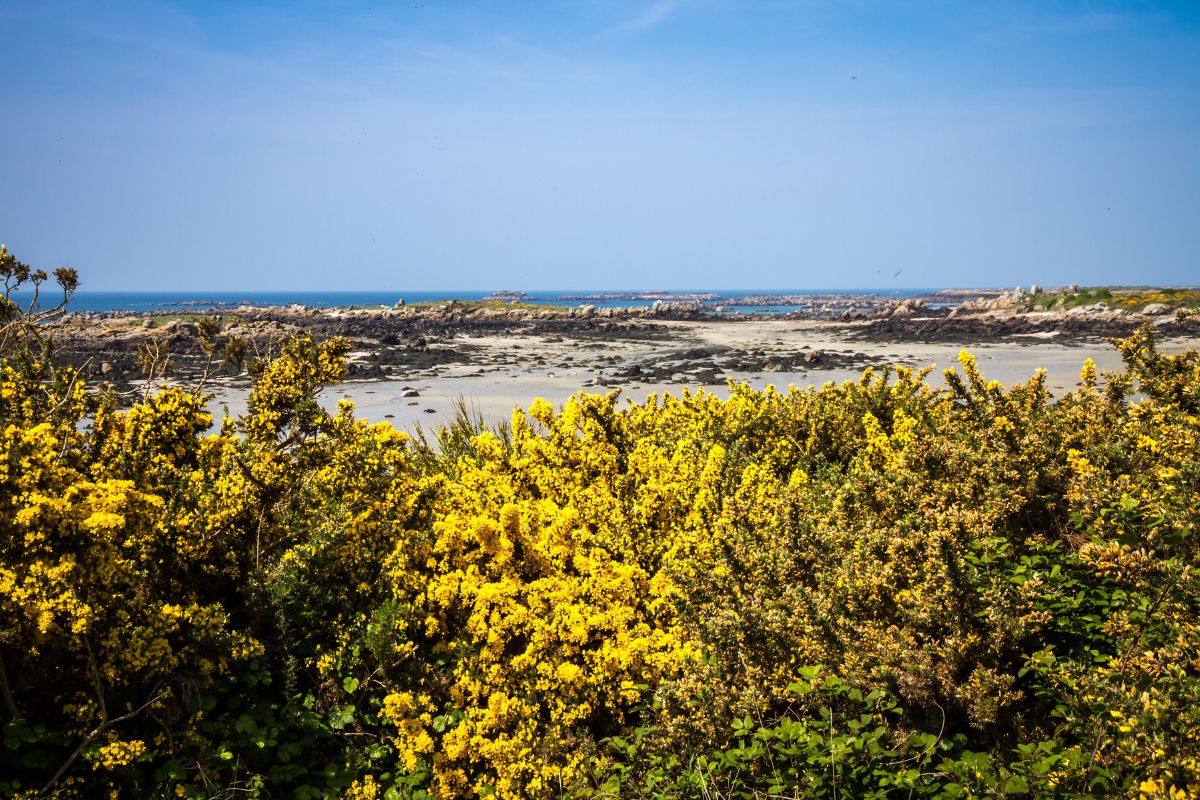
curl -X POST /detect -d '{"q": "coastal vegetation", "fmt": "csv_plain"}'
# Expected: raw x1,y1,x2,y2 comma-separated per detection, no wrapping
2,253,1199,798
141,314,231,329
1020,287,1200,314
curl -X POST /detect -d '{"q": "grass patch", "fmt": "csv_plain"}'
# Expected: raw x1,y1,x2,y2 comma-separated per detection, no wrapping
1023,286,1200,312
141,313,227,327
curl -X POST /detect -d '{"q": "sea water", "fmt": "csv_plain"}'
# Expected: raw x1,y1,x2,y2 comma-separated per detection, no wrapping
20,289,934,315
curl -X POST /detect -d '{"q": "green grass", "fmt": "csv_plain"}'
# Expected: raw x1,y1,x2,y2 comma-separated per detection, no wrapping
142,313,227,327
1023,287,1200,312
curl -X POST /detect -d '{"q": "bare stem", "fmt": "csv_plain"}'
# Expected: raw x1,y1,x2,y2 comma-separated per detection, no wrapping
0,645,21,721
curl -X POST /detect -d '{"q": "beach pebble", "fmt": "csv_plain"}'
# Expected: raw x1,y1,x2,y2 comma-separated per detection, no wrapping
401,389,420,397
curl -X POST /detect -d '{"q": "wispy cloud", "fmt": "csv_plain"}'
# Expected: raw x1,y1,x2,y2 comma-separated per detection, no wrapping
595,0,692,40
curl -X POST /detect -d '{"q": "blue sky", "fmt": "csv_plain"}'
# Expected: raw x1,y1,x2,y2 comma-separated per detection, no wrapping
1,1,1197,291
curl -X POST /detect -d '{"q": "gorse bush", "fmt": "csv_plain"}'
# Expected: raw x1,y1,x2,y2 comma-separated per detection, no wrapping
1,257,1198,798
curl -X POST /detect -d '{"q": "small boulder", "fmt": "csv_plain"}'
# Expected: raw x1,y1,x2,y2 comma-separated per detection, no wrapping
1142,303,1169,315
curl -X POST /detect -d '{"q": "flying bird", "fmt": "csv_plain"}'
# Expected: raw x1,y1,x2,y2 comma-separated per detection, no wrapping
893,269,904,278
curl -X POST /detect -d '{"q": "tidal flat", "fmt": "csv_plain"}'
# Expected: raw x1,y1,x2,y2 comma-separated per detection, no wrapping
205,317,1200,432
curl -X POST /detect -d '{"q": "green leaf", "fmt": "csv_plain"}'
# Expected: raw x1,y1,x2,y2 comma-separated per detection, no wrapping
1003,775,1030,794
329,705,356,730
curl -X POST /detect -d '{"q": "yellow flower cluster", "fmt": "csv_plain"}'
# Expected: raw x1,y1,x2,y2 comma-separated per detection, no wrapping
91,738,146,770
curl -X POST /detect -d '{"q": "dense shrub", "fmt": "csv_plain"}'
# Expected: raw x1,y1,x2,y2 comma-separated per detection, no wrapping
1,259,1198,798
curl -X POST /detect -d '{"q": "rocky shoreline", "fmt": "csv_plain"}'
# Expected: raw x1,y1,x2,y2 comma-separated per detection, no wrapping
45,288,1200,398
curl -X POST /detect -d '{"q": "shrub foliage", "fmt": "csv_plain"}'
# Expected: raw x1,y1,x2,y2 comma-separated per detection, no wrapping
1,255,1198,798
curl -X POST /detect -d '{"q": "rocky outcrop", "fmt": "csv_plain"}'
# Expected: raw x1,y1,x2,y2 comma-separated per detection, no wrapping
955,290,1025,313
599,345,875,386
846,310,1197,345
874,297,929,319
